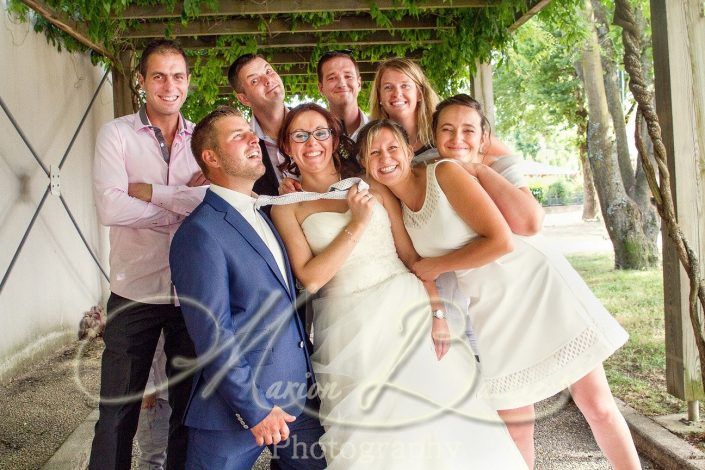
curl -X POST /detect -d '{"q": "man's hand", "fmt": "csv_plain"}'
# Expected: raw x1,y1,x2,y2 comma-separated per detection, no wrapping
250,406,296,446
141,392,157,409
128,183,153,202
188,172,209,187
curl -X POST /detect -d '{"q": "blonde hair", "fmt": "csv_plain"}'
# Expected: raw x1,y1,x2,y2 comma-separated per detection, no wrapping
356,119,413,175
369,58,439,150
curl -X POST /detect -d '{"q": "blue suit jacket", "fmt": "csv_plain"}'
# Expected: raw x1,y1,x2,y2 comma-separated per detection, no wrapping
170,189,313,432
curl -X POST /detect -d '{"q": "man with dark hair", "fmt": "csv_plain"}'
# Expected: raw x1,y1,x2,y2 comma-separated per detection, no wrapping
316,50,368,140
227,53,287,196
171,105,326,469
90,38,206,470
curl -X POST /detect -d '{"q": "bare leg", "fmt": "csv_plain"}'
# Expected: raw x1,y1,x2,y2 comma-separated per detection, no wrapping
498,405,536,469
570,365,641,470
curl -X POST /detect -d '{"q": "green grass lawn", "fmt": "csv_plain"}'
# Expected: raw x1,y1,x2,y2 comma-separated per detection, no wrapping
567,253,685,417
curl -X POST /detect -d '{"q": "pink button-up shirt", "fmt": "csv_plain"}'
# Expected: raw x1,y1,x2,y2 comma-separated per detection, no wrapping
93,108,207,304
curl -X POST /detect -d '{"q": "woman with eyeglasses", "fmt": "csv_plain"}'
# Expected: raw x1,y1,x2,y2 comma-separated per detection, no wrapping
270,103,526,469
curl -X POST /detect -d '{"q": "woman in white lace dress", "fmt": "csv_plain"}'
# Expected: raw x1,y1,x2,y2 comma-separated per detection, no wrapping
359,107,640,470
270,103,526,469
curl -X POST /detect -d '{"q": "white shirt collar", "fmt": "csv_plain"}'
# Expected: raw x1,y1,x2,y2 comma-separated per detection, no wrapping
349,109,370,141
209,184,257,214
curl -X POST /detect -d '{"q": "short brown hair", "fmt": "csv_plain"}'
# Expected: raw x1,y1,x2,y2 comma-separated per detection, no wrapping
191,106,244,176
138,39,189,77
227,53,265,93
316,50,360,83
432,94,492,143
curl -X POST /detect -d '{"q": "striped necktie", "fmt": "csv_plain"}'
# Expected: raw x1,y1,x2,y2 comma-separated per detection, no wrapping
254,177,369,209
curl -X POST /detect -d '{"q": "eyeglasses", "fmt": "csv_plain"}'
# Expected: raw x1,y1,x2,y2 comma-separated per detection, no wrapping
290,128,333,143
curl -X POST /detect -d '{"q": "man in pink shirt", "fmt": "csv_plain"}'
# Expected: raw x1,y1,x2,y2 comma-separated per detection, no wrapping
90,39,206,470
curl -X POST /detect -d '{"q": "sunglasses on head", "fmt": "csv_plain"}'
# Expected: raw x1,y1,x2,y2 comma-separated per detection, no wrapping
319,49,354,60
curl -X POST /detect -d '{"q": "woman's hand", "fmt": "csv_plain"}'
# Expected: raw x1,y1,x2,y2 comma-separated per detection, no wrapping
412,257,440,282
347,184,375,228
432,317,450,360
278,177,302,195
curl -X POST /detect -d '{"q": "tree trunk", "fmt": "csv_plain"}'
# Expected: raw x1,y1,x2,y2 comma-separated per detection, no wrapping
633,114,661,255
592,0,635,195
581,0,658,269
580,125,599,220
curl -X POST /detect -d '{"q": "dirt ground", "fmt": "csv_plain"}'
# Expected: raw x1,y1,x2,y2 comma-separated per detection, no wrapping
0,340,101,469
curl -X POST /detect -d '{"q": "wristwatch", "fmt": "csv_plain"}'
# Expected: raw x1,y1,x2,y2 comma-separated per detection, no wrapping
432,309,446,320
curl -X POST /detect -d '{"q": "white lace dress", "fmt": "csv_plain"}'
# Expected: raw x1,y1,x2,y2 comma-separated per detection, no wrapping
404,161,629,410
303,203,526,469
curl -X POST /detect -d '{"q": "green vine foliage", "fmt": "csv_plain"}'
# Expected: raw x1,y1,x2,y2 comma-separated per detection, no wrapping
8,0,548,121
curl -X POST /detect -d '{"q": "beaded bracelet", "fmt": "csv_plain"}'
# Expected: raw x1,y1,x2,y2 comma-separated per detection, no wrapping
343,228,359,243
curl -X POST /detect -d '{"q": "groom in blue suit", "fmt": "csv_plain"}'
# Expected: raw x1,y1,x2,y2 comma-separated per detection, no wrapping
170,106,326,469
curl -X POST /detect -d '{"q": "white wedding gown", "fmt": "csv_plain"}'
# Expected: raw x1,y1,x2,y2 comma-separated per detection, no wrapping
302,203,526,469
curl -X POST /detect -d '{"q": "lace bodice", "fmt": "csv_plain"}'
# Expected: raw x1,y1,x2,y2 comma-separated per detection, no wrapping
302,203,409,296
403,161,479,259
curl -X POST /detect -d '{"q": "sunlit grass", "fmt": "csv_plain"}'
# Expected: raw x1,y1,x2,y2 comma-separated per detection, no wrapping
567,253,685,416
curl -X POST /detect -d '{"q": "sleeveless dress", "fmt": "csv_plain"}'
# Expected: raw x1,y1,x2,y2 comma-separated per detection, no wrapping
403,161,629,410
412,151,528,355
302,203,526,469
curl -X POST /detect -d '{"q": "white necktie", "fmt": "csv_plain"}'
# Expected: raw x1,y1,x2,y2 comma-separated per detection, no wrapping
254,177,369,209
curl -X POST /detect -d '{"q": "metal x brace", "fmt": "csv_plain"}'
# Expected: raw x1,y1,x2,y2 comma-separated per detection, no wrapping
0,69,110,295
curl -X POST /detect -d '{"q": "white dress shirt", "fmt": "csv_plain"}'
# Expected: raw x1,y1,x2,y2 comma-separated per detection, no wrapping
209,184,289,284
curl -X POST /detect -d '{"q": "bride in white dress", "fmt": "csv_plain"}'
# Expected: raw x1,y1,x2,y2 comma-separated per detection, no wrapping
270,103,526,469
359,101,641,470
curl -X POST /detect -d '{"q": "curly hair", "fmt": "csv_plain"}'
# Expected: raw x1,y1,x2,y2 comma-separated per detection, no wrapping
277,103,361,178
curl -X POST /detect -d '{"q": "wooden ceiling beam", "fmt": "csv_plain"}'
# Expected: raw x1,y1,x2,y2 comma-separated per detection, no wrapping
115,0,495,20
186,49,423,67
217,62,379,76
124,15,449,39
508,0,552,32
168,31,442,50
216,77,376,96
19,0,114,60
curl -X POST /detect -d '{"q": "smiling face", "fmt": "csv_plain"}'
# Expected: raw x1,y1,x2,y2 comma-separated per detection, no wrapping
235,57,285,112
284,110,336,176
364,127,414,187
434,104,487,163
318,56,362,109
139,52,190,124
206,115,264,185
378,69,420,122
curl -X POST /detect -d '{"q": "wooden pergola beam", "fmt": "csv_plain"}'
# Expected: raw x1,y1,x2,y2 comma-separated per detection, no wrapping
124,15,449,39
19,0,114,61
114,0,495,20
168,31,442,50
216,78,376,96
508,0,552,32
219,62,378,76
186,49,423,67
